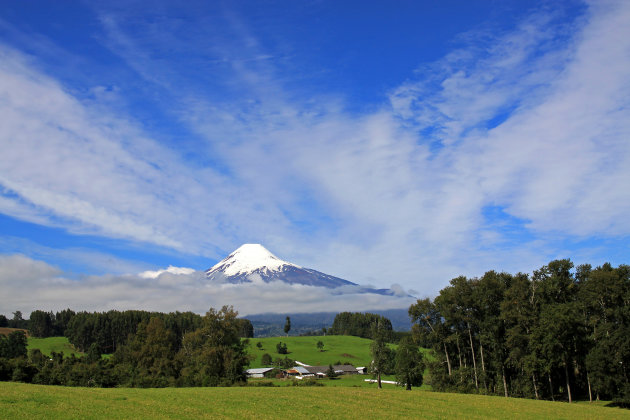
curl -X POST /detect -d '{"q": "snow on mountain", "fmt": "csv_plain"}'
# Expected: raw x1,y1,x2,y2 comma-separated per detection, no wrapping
206,243,300,277
204,244,408,297
205,244,357,289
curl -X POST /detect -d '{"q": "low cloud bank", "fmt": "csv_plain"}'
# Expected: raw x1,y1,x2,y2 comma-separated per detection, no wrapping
0,255,415,316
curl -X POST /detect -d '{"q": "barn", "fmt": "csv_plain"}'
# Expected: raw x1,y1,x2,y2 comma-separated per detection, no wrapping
245,367,274,378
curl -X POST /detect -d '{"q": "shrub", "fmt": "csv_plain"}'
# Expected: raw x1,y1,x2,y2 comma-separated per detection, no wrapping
261,353,272,366
276,342,288,354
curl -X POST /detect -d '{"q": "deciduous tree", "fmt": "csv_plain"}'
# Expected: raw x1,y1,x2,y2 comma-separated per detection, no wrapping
395,337,424,390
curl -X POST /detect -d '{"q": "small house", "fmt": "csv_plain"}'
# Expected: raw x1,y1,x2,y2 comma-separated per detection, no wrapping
303,364,358,376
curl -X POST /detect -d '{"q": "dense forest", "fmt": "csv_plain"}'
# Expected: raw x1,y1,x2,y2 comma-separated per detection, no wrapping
329,312,393,339
0,307,251,387
20,308,254,354
410,260,629,405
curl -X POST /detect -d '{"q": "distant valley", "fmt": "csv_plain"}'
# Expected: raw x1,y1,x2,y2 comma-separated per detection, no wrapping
246,308,412,337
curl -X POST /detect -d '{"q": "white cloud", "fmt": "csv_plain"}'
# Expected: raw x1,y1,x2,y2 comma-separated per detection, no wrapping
0,255,414,316
0,0,628,298
180,1,630,290
0,43,293,260
139,265,196,279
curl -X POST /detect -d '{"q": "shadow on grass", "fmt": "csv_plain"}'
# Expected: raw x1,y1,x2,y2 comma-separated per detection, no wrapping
604,401,630,409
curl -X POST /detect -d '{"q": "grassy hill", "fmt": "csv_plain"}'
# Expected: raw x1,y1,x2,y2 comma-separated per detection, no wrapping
1,382,628,419
246,335,432,368
247,335,377,368
27,336,82,357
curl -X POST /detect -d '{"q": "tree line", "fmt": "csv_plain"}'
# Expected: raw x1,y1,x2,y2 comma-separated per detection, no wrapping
7,308,254,355
0,306,250,387
369,319,424,390
409,260,629,405
329,312,393,339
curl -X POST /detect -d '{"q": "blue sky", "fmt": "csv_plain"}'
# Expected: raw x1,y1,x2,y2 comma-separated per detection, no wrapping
1,0,629,315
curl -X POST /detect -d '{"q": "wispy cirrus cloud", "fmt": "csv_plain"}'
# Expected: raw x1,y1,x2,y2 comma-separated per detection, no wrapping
0,0,628,304
0,42,289,258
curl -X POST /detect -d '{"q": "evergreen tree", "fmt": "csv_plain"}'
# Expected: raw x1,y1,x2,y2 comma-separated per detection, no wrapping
2,330,28,358
331,312,393,339
284,316,291,337
29,310,55,338
326,364,337,379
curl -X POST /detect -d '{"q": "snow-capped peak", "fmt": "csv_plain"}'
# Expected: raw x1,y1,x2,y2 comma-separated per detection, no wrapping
206,244,300,277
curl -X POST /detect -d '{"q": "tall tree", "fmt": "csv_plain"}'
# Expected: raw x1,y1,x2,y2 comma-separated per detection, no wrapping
580,263,630,403
284,316,291,337
29,310,55,338
534,259,580,403
10,311,27,328
370,319,393,389
236,318,254,338
436,276,480,391
409,298,452,376
395,337,424,390
501,272,541,399
474,271,511,396
54,308,76,336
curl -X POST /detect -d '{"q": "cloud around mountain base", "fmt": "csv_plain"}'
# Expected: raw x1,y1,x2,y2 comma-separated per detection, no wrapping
0,255,416,316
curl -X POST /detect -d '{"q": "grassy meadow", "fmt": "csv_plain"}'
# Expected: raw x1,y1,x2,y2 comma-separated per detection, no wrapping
247,335,374,367
2,381,628,420
27,336,83,357
247,335,405,368
7,335,630,418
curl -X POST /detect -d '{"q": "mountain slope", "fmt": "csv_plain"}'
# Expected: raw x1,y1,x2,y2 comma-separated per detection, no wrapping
205,244,357,288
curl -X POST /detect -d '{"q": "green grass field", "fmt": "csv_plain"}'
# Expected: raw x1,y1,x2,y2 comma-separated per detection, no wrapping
27,336,82,357
9,335,630,418
247,335,403,368
1,382,628,419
